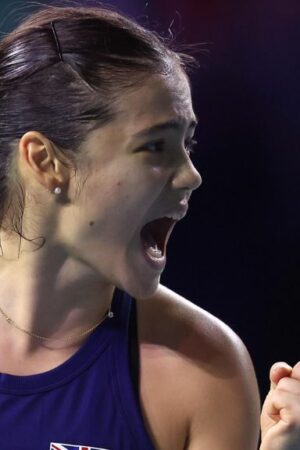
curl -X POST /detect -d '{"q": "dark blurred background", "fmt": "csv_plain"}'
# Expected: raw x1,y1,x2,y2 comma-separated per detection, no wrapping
0,0,299,403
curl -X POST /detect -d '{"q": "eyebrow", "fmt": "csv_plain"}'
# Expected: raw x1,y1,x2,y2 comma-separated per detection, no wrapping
133,117,198,139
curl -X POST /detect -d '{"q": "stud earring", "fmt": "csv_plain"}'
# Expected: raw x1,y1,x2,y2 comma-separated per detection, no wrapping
53,187,62,195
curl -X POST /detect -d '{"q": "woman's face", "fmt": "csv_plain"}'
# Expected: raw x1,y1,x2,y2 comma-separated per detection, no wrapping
58,71,202,299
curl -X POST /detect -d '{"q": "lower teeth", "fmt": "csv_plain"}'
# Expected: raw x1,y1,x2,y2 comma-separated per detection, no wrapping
147,244,163,258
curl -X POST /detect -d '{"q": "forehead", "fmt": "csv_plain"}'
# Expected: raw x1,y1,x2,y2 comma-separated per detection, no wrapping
115,71,195,132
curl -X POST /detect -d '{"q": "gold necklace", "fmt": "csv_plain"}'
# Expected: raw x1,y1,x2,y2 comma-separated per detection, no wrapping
0,304,114,342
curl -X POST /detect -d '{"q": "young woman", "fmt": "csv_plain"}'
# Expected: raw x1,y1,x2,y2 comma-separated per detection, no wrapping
0,4,295,450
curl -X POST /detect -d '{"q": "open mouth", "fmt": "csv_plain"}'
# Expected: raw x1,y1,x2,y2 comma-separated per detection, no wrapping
140,217,177,258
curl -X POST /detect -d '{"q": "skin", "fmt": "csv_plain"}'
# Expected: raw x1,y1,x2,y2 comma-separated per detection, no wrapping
136,284,261,449
0,70,200,359
0,68,264,448
260,361,300,450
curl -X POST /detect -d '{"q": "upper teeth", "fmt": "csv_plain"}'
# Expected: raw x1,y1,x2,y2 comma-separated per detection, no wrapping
165,213,180,221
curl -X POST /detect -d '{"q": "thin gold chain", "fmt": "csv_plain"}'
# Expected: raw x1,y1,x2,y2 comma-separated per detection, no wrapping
0,304,114,343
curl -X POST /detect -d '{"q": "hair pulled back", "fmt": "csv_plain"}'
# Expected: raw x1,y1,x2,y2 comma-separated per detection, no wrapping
0,3,197,252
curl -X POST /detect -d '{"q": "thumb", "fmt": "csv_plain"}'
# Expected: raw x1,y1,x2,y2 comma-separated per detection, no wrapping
269,361,293,390
291,361,300,380
261,362,293,429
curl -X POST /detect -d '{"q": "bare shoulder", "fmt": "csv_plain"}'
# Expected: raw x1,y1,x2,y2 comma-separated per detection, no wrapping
137,283,255,367
136,284,261,450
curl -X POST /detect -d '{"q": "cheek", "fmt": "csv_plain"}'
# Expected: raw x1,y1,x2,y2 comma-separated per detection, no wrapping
150,166,167,181
150,165,170,190
113,166,165,199
151,166,162,175
84,164,166,225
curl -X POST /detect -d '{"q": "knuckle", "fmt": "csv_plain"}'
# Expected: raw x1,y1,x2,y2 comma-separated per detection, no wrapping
277,377,290,392
285,416,300,431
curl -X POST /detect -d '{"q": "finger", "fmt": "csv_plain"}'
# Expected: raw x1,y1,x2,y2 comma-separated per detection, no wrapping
291,361,300,381
263,419,300,448
264,377,297,419
262,363,293,423
265,376,300,419
270,362,293,390
271,388,300,424
276,376,300,396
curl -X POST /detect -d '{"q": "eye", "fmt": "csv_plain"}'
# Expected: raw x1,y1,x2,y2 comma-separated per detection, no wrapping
185,138,198,157
141,140,165,153
138,138,198,156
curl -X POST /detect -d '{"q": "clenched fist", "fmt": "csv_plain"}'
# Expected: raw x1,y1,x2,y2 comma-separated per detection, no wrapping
260,361,300,450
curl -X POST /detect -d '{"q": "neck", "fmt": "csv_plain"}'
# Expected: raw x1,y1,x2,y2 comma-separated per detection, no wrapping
0,242,115,353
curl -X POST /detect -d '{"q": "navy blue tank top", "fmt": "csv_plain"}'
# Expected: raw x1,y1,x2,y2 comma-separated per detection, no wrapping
0,288,156,450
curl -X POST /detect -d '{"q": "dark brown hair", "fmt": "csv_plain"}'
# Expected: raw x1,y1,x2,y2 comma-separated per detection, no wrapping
0,2,198,253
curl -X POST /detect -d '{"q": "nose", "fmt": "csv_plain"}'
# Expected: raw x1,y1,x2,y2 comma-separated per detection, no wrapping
171,157,203,193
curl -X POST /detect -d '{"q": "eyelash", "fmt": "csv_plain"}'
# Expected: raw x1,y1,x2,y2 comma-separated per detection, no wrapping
142,139,198,156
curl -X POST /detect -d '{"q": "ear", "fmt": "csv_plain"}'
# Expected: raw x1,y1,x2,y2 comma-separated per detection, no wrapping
18,131,70,193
